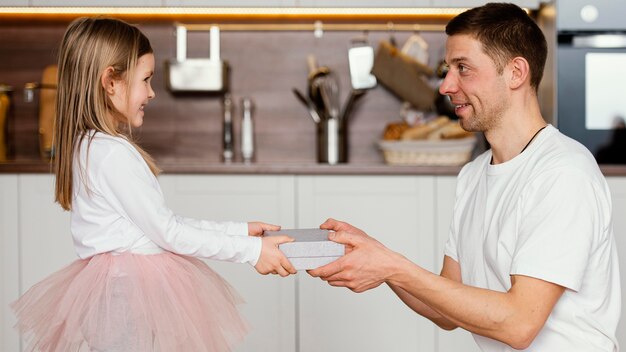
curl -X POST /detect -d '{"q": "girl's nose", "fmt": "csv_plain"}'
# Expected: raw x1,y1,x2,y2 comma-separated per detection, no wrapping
148,85,156,100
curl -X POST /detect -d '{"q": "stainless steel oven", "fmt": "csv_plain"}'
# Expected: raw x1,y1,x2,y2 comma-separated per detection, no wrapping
556,0,626,164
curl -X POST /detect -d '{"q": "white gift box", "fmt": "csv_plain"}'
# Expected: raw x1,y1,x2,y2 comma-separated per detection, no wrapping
263,228,345,270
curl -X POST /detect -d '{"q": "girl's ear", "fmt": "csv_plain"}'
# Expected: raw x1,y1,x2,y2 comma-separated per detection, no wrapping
101,66,116,95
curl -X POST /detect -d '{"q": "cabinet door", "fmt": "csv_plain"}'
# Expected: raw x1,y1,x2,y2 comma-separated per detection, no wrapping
158,174,297,352
164,0,297,6
434,176,480,352
431,0,540,9
0,175,20,352
1,0,27,5
296,175,437,352
30,0,161,6
297,0,431,7
19,175,74,294
606,177,626,349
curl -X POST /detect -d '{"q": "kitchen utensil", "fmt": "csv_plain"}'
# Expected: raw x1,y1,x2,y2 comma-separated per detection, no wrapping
292,88,321,124
165,25,229,92
339,89,366,125
306,55,330,117
0,84,12,162
317,72,340,120
317,116,346,165
240,97,254,163
348,38,377,90
371,40,435,111
222,93,234,162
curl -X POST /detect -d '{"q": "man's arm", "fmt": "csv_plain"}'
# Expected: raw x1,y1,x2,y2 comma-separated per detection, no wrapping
387,256,462,331
389,255,564,349
309,219,565,350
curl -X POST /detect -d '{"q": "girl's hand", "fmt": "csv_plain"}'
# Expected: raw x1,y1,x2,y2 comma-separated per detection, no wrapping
254,235,297,277
248,222,280,236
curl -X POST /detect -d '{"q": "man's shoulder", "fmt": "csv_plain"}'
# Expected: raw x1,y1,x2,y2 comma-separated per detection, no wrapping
535,127,601,175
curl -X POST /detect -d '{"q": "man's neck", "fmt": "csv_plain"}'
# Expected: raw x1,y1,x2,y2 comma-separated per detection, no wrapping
486,96,546,165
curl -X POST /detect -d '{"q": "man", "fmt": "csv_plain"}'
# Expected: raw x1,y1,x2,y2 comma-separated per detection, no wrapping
309,3,621,351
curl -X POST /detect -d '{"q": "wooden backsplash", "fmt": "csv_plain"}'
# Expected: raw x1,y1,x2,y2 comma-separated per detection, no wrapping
0,20,447,165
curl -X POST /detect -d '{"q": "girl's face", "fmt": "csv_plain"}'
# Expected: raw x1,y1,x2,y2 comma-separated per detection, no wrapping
109,53,155,128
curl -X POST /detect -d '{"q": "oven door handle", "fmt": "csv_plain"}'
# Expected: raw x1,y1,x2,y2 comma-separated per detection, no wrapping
573,34,626,48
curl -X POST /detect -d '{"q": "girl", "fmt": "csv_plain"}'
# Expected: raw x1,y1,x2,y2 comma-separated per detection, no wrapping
11,17,296,352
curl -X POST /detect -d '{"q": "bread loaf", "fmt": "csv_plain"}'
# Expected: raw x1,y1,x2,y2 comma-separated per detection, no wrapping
401,116,450,140
427,120,473,140
383,121,410,140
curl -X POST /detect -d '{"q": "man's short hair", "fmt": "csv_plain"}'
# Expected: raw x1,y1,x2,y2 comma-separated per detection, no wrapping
445,2,547,91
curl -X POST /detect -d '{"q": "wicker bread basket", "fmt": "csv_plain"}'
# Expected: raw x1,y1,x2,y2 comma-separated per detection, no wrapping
378,136,477,166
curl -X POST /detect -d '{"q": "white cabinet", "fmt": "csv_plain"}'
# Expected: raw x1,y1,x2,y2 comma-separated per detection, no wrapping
163,0,297,6
296,175,438,352
433,176,481,352
1,0,28,5
158,175,297,352
18,175,74,293
23,0,546,8
4,173,625,352
431,0,543,9
30,0,162,6
606,177,626,349
296,0,431,7
0,175,20,352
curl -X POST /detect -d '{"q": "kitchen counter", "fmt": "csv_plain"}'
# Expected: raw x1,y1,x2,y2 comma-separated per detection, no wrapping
3,158,626,176
0,158,464,175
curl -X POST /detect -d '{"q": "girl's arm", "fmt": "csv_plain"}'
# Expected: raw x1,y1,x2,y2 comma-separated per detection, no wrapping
95,143,293,275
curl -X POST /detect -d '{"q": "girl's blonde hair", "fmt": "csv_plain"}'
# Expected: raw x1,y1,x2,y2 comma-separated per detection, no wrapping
54,17,160,211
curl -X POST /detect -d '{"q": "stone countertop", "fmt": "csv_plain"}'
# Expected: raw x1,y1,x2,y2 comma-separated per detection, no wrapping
0,158,464,175
2,158,626,176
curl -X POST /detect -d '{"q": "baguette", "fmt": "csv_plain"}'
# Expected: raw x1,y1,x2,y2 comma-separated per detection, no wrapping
427,121,471,140
401,116,450,140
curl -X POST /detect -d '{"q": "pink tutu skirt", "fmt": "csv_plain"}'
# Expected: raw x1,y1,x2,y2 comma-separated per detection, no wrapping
11,252,249,352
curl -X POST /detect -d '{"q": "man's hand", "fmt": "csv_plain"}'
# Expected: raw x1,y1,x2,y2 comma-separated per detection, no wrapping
308,218,403,293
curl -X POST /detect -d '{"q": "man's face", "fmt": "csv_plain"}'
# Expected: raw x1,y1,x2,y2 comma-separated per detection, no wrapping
439,34,508,133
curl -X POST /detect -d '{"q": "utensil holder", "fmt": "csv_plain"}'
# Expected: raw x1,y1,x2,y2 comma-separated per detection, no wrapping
317,118,347,164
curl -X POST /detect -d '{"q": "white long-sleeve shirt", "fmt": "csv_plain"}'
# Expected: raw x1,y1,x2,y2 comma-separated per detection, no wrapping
70,131,262,265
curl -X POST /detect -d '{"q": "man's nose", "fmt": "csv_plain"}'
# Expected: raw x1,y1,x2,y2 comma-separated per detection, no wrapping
439,73,456,96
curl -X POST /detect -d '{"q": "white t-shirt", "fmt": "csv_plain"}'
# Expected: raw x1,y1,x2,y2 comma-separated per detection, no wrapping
70,131,261,265
444,125,621,351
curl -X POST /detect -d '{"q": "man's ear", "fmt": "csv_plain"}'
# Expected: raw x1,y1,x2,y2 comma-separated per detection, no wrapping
508,57,530,90
101,67,116,95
